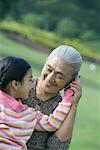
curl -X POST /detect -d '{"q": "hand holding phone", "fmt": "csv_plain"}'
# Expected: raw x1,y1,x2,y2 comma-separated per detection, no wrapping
69,76,82,105
63,75,81,105
64,72,80,91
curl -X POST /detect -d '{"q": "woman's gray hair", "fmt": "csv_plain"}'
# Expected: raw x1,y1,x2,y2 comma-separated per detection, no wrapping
47,45,83,76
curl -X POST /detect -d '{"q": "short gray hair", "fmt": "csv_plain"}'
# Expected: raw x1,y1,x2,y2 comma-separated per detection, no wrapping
47,45,83,76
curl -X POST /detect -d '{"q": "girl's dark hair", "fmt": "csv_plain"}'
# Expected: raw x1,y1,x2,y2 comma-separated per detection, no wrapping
0,56,31,90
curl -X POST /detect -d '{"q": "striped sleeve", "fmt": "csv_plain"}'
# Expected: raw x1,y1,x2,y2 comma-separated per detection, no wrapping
35,102,71,131
0,104,38,149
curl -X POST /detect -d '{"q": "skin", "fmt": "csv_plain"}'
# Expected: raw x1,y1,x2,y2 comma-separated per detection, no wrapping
36,56,75,101
55,79,82,141
4,69,33,100
35,56,82,142
1,60,82,145
3,57,81,143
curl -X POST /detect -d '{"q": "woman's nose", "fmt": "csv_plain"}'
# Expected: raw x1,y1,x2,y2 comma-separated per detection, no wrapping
46,72,55,82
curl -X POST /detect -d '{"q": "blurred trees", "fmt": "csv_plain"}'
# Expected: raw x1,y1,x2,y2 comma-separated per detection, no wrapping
0,0,100,39
56,18,80,38
0,0,12,19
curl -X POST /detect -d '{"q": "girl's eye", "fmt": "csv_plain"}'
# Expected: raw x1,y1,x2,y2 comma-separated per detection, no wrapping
29,78,33,82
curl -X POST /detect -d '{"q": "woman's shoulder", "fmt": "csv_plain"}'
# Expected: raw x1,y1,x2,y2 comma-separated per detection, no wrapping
32,76,38,88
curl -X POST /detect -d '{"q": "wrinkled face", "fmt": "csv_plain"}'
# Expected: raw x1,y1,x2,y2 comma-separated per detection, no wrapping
17,69,33,99
41,56,75,94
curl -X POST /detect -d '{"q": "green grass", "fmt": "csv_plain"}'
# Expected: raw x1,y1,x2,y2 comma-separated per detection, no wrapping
0,33,48,76
70,61,100,150
0,21,100,59
83,40,100,55
0,33,100,150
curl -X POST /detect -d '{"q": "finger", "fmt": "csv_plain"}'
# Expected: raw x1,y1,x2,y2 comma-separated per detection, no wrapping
72,77,81,85
70,83,82,92
72,80,81,86
75,76,80,82
70,87,82,100
70,86,79,94
70,82,81,87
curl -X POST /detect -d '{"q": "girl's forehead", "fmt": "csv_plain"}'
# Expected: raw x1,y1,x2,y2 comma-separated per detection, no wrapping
25,69,33,77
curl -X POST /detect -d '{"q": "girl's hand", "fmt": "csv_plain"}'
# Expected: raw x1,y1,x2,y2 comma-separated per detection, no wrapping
62,89,74,103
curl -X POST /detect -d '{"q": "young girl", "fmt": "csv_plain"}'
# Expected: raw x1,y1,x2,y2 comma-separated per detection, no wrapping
0,56,74,150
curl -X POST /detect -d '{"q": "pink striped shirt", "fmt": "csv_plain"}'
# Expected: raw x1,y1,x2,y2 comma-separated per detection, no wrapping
0,90,71,150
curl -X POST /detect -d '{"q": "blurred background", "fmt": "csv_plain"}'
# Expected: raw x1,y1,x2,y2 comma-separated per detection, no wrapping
0,0,100,150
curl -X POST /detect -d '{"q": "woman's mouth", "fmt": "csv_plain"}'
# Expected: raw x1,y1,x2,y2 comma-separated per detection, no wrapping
45,81,56,87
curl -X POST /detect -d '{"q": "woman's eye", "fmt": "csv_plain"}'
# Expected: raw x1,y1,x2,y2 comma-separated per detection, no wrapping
46,67,52,72
56,76,63,79
48,69,52,72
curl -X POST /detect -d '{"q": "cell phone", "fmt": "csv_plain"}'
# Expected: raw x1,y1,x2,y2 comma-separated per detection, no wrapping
64,72,80,91
64,78,75,90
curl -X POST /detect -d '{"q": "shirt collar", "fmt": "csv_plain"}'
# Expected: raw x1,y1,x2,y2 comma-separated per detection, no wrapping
0,90,27,112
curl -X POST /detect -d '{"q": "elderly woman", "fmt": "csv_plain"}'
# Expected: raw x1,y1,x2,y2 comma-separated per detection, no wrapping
24,45,82,150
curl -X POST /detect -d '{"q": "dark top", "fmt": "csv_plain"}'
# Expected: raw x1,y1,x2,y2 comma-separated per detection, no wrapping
24,78,71,150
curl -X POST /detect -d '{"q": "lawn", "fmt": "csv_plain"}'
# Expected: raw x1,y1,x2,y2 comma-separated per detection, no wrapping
0,34,100,150
0,33,48,75
70,61,100,150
